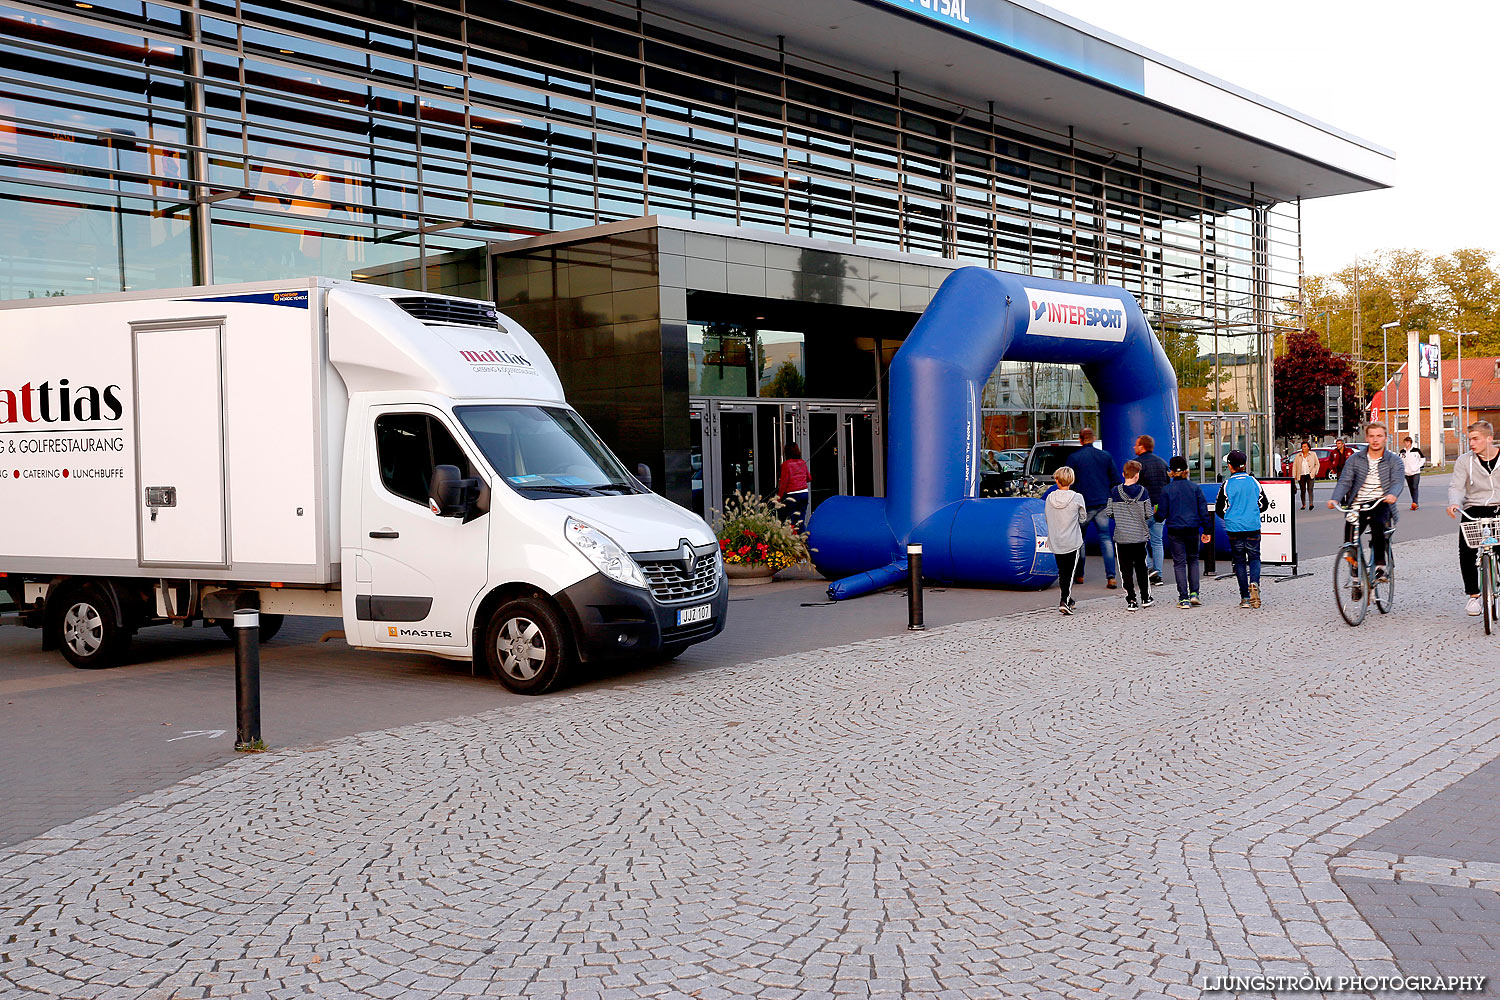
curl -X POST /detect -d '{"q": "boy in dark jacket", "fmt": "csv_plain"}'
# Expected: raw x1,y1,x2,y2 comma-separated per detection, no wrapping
1155,456,1214,608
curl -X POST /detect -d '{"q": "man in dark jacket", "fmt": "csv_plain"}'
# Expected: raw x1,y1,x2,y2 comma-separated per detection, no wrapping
1069,427,1122,588
1134,434,1170,585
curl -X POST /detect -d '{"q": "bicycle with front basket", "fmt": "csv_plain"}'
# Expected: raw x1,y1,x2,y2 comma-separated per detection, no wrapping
1460,509,1500,635
1333,498,1396,626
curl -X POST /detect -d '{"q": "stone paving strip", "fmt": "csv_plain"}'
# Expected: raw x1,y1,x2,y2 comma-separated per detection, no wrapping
3,537,1500,999
1332,853,1500,892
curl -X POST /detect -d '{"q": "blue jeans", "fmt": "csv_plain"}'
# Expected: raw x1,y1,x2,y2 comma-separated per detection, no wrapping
1167,529,1202,599
1148,519,1165,576
1076,506,1117,581
1228,530,1262,599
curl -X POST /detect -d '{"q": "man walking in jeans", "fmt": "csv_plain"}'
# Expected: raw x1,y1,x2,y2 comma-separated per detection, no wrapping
1069,427,1122,588
1134,434,1170,586
1216,450,1269,609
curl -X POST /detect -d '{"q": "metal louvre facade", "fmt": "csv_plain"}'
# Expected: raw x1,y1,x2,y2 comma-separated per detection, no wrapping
1,0,1303,460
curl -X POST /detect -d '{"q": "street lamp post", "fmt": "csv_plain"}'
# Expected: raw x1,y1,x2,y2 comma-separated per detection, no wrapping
1391,370,1404,435
1457,329,1478,435
1380,321,1399,418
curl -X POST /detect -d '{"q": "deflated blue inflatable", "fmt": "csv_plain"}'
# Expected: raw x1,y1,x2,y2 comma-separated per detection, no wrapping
811,266,1179,599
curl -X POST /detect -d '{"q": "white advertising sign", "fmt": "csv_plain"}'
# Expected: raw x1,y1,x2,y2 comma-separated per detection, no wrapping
1259,479,1295,565
1022,287,1129,343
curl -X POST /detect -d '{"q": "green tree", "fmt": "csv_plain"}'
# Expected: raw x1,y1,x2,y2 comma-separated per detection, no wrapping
761,360,805,398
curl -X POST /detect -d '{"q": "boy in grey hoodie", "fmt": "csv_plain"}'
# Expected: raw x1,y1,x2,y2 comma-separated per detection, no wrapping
1105,459,1154,610
1045,466,1088,615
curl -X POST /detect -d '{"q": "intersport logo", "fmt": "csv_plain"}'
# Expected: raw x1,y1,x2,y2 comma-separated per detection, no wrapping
1028,298,1124,330
1022,286,1130,343
0,379,124,425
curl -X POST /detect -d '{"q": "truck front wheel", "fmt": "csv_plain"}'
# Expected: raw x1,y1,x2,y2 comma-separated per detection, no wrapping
482,597,573,695
53,582,131,669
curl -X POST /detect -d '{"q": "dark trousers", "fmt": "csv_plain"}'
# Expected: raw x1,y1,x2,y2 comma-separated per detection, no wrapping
1228,530,1262,599
782,491,809,529
1166,529,1202,599
1407,474,1420,505
1298,476,1315,507
1344,504,1394,570
1116,541,1150,602
1459,504,1500,595
1056,548,1079,604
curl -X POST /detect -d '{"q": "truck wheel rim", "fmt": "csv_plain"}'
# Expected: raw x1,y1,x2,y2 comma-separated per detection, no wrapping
63,603,104,657
497,618,545,680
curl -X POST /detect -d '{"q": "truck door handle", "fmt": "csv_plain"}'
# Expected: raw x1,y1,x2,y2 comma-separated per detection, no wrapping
369,529,400,539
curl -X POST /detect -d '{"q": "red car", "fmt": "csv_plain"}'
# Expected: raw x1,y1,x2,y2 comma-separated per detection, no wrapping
1284,452,1344,482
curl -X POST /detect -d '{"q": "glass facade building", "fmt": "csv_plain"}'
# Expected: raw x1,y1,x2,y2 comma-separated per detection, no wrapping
1,0,1390,505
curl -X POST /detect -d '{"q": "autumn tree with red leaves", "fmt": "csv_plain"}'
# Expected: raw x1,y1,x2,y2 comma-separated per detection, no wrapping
1274,330,1361,441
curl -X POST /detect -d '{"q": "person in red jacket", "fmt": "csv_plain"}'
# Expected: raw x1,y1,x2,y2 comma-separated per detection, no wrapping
777,442,811,529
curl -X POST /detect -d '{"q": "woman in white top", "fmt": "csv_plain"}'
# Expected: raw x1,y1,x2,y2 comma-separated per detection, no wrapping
1400,436,1425,510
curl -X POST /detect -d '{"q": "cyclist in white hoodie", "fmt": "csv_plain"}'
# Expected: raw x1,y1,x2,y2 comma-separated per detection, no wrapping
1447,421,1500,615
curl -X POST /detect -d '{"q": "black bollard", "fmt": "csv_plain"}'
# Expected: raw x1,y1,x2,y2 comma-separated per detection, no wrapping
907,543,925,631
234,609,262,750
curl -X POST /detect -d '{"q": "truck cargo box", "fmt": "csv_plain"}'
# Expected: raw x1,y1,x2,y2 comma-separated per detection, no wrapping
1,279,343,584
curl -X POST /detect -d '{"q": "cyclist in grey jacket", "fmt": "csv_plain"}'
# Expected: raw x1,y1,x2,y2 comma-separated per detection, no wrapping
1328,423,1404,580
1446,420,1500,614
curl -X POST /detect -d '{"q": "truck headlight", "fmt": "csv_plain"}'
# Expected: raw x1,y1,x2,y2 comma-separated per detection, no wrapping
565,517,648,590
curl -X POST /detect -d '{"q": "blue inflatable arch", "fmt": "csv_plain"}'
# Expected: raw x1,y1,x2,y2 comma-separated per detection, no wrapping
810,266,1179,599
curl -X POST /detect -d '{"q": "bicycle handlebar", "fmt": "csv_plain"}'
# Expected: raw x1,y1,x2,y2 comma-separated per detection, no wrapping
1333,499,1388,513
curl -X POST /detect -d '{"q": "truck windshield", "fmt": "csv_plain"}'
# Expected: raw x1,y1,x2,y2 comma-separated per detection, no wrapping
454,405,642,498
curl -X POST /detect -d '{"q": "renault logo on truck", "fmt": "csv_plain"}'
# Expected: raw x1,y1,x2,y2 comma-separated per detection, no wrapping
0,380,124,425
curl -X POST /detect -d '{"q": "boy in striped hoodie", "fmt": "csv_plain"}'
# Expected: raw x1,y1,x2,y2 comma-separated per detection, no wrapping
1105,459,1154,610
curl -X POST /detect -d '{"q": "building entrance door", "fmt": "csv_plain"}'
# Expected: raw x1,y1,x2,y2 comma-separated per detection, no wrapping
690,398,882,518
1182,413,1254,482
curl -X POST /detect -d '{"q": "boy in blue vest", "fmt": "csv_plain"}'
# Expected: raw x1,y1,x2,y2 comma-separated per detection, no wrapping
1215,450,1270,609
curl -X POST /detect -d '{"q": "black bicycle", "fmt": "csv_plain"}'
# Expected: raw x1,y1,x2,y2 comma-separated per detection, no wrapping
1460,510,1500,635
1333,498,1396,626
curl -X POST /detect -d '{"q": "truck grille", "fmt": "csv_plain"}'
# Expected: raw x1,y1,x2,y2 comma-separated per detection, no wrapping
391,296,499,328
638,549,720,603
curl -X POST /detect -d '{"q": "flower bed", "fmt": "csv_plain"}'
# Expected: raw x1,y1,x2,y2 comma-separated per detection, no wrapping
712,491,810,572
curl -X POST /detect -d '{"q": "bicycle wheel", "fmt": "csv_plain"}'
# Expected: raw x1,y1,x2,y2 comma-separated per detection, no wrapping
1484,552,1495,637
1333,542,1368,626
1373,544,1396,615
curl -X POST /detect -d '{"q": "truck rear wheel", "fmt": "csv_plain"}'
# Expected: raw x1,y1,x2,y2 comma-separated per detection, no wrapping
54,582,131,669
482,597,573,695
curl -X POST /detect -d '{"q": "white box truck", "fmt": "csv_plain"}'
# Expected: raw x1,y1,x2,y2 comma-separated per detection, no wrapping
0,278,726,693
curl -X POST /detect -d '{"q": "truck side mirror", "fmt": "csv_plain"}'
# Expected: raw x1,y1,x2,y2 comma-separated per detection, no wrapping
428,464,480,518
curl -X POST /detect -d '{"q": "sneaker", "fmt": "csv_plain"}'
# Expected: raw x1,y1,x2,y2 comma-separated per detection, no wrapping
1411,503,1418,511
1074,575,1085,585
1126,599,1139,612
1468,596,1482,616
1249,582,1261,609
1142,596,1155,608
1239,598,1253,608
1106,577,1118,590
1059,603,1073,615
1177,599,1191,609
1148,571,1163,586
1067,597,1077,609
1372,567,1387,584
1189,593,1202,606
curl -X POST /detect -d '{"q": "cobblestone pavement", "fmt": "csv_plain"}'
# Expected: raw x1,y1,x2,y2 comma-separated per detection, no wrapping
4,535,1500,999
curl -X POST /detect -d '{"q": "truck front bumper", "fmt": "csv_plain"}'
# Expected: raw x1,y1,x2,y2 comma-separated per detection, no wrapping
557,571,727,662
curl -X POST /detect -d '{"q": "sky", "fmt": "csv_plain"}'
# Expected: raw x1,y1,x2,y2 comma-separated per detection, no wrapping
1053,1,1494,278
